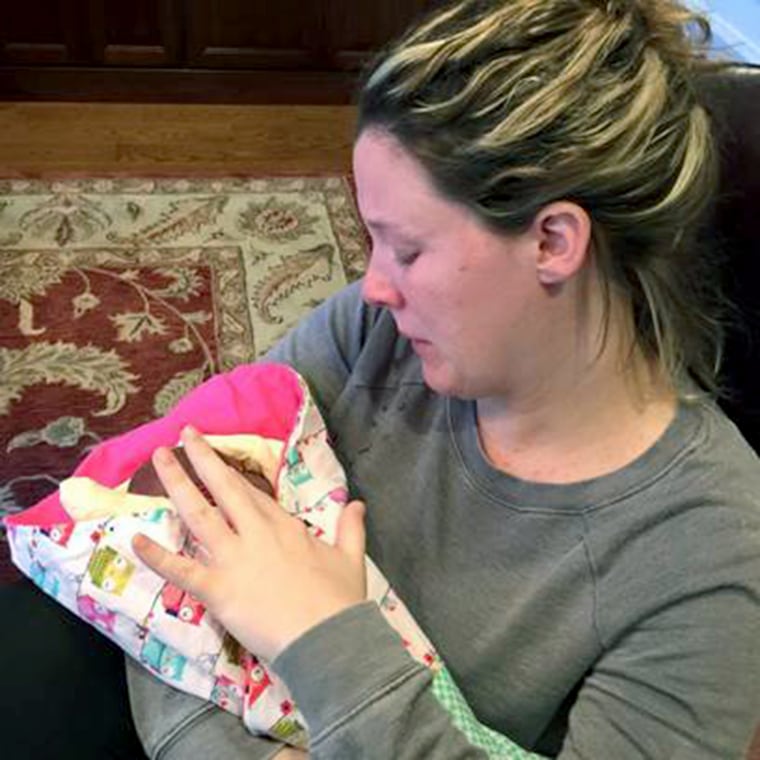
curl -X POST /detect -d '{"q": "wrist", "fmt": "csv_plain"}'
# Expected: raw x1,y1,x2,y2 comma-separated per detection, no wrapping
271,598,364,661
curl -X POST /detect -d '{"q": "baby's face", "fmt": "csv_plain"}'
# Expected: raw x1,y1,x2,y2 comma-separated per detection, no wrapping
128,446,275,501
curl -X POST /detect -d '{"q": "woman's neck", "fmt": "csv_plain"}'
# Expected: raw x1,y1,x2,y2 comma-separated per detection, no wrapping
475,335,678,485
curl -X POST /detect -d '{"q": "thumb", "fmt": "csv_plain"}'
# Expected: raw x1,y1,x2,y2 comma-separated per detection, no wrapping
335,500,366,564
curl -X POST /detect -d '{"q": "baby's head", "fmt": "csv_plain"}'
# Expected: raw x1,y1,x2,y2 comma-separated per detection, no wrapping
129,447,275,500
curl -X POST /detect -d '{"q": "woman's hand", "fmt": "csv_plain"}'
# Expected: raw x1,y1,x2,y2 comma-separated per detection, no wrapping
131,425,367,662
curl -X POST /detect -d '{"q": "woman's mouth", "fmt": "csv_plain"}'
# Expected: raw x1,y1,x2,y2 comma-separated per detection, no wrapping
398,326,432,352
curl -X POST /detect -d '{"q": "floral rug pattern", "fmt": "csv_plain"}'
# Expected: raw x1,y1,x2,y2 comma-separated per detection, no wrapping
0,176,367,582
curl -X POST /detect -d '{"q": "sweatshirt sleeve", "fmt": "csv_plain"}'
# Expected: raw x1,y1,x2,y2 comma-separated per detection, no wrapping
272,602,490,760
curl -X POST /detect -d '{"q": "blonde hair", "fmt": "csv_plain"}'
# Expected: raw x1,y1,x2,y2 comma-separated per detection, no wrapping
358,0,726,394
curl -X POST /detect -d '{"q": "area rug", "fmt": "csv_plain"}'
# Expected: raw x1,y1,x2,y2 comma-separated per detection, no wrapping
0,176,368,583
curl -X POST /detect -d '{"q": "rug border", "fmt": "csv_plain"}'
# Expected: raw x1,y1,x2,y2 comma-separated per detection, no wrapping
0,170,354,181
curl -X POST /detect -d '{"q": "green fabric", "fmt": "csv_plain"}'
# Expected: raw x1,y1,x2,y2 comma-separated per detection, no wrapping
432,667,547,759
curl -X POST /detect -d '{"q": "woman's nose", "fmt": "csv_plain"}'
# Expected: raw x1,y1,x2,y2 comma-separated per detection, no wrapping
361,253,404,310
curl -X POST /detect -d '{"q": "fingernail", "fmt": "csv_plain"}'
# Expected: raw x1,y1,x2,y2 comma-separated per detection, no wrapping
154,446,173,464
182,424,199,440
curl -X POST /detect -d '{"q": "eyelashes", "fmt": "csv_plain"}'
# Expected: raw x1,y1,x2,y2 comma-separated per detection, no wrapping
366,235,422,268
395,249,421,267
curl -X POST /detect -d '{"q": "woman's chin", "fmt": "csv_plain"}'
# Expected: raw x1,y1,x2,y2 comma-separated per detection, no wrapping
420,361,465,398
421,359,491,400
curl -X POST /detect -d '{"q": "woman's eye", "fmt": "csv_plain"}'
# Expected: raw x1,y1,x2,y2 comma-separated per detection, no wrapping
395,249,420,267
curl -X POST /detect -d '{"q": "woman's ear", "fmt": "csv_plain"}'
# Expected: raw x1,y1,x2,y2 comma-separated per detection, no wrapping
533,202,592,286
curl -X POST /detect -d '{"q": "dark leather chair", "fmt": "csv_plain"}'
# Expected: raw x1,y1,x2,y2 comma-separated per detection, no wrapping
698,64,760,455
698,65,760,760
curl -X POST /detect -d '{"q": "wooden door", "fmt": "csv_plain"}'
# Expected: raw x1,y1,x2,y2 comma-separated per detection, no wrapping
325,0,438,71
0,0,443,102
88,0,181,66
0,0,89,64
185,0,325,70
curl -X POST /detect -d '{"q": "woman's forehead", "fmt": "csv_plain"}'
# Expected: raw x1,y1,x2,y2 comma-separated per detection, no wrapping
353,130,460,235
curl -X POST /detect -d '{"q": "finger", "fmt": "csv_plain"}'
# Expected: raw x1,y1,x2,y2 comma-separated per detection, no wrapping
132,533,209,601
335,500,366,568
180,426,279,531
153,445,231,554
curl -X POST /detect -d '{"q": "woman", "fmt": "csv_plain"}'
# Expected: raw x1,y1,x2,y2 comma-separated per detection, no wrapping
6,0,759,758
127,0,758,757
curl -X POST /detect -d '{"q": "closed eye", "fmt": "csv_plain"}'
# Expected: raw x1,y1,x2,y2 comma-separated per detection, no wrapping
394,249,421,267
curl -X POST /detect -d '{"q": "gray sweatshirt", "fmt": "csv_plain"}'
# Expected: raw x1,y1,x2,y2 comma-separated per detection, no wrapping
129,281,760,759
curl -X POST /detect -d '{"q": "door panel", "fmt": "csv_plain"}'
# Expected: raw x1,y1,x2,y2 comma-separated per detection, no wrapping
88,0,181,66
186,0,323,70
0,0,89,64
326,0,438,70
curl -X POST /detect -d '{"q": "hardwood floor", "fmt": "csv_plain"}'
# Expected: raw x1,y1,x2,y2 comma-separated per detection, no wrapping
0,102,357,176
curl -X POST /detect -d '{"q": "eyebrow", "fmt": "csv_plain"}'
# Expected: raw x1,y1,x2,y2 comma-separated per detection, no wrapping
363,219,420,243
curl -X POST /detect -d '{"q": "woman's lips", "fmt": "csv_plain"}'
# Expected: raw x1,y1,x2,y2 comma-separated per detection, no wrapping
398,328,431,352
411,338,432,354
